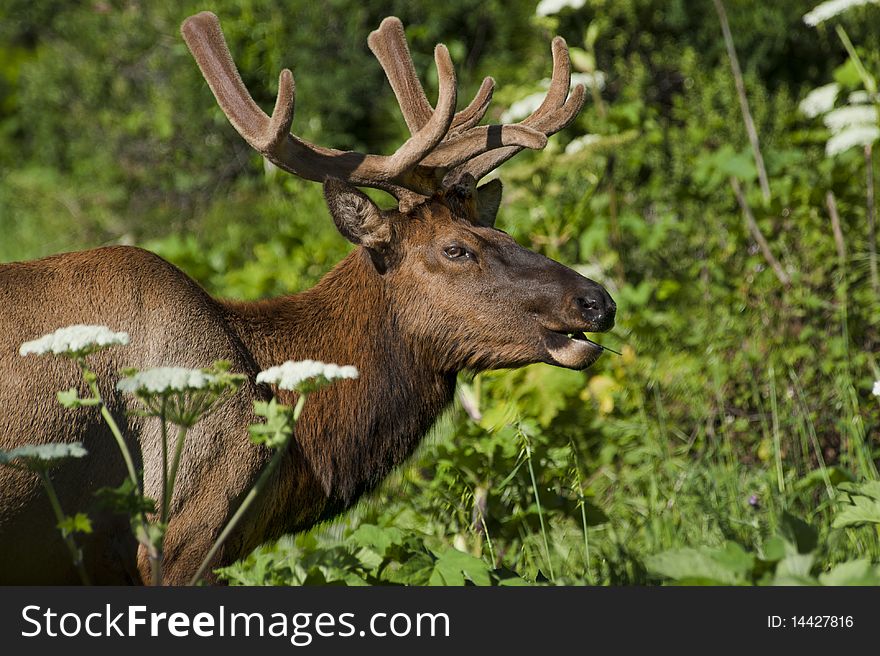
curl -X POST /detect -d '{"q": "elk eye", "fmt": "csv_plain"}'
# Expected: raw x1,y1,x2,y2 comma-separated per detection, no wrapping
443,245,472,260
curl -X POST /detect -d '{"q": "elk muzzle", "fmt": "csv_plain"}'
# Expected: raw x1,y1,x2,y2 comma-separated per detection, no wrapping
538,276,616,370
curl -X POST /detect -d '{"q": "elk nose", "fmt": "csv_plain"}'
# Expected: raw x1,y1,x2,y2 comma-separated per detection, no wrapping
575,288,616,331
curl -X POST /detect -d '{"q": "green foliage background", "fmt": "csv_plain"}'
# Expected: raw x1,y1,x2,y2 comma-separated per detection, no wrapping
2,0,880,585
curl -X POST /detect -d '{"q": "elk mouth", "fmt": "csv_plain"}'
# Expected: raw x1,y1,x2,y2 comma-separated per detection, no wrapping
541,328,607,370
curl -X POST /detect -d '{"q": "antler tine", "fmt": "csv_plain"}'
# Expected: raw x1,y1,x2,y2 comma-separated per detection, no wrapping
368,17,496,135
367,17,433,134
367,16,567,177
419,124,547,169
452,36,586,183
524,37,573,126
181,12,295,153
449,77,495,134
386,44,457,175
182,11,458,195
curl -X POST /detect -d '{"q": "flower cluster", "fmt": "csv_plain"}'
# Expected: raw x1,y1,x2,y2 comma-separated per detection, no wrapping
0,442,88,471
116,367,221,395
803,0,878,27
501,73,603,124
873,381,880,397
535,0,585,18
117,363,244,427
799,83,840,119
257,360,358,394
19,325,129,358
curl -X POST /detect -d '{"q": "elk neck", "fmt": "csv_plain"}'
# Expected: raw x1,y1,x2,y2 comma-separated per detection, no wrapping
221,248,457,530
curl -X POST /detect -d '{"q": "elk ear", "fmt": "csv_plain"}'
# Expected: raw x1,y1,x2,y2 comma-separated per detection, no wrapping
323,178,392,253
475,179,503,227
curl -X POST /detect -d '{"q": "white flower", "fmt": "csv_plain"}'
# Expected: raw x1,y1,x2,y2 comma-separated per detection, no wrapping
19,324,129,357
826,125,880,156
117,367,217,395
501,92,546,123
823,105,878,133
849,90,873,104
256,360,359,393
803,0,878,26
571,71,605,91
0,442,87,467
501,74,601,123
536,0,586,17
565,134,601,154
799,83,839,118
117,363,243,426
873,381,880,396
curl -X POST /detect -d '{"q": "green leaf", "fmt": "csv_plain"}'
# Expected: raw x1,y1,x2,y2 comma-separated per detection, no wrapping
833,58,862,88
773,550,816,584
793,466,854,492
135,521,166,550
838,480,880,501
581,499,609,526
57,388,98,408
94,478,155,516
819,559,880,586
780,512,818,554
349,524,405,556
249,398,294,448
382,553,435,585
646,542,754,585
429,548,492,586
760,536,787,563
57,512,92,537
354,547,383,573
832,494,880,528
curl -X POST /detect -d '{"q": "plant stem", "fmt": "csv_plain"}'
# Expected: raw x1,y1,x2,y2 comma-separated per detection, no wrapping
713,0,771,203
788,369,834,501
188,394,307,586
569,442,593,583
521,431,554,581
39,470,91,585
167,423,189,517
768,365,785,496
578,498,591,582
865,144,879,295
82,370,140,495
835,25,877,96
477,508,496,568
80,362,158,585
160,407,169,522
826,191,847,263
730,177,791,287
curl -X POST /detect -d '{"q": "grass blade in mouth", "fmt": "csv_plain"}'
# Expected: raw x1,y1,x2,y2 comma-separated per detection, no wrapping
584,336,622,356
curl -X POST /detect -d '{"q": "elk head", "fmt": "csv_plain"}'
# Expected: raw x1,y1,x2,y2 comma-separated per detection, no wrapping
181,12,615,373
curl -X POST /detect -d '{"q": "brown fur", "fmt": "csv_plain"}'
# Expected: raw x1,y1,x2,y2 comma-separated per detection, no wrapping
0,186,614,585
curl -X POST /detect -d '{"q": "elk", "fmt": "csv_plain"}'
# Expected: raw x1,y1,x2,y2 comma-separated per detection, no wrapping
0,12,615,585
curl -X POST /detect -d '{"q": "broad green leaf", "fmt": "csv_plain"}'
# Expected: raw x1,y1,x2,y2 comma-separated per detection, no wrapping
819,559,880,586
780,512,818,554
349,524,405,555
429,548,492,586
773,551,815,584
838,480,880,501
646,542,753,585
832,494,880,528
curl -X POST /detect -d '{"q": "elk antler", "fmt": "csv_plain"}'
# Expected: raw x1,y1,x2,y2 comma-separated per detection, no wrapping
181,12,584,204
366,18,559,174
181,11,461,198
452,36,585,183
